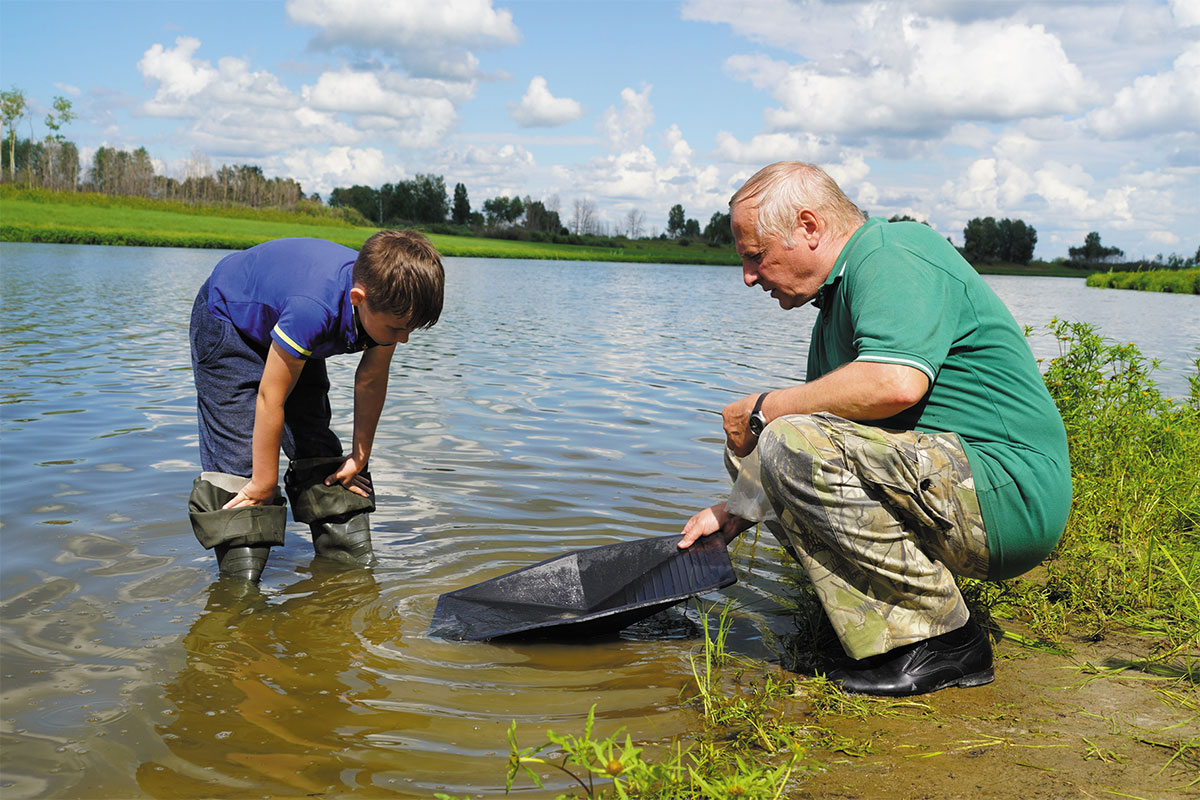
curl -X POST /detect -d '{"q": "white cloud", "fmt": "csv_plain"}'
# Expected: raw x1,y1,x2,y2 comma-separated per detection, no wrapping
430,143,538,199
510,77,583,127
136,36,471,155
728,16,1092,137
600,85,654,151
301,69,460,145
1087,42,1200,138
1149,229,1182,244
712,131,839,164
286,0,518,78
287,0,519,48
1172,0,1200,27
138,37,218,115
555,122,725,233
275,146,391,196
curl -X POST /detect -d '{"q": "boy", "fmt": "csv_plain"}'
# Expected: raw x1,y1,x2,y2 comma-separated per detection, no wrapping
187,230,444,582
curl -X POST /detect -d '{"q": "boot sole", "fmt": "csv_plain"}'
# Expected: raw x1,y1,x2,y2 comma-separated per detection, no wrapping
955,666,995,689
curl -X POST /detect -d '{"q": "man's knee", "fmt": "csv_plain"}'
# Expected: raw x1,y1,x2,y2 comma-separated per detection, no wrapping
757,414,833,477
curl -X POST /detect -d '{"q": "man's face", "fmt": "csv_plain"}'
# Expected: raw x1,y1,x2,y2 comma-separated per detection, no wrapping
731,204,826,310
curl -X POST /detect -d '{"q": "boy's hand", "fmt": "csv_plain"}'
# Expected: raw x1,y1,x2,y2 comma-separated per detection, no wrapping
324,457,372,498
222,481,278,509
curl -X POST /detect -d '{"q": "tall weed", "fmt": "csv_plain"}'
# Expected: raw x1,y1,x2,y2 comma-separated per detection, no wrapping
1008,320,1199,648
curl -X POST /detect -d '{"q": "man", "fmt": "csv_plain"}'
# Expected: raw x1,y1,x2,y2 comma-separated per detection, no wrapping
678,162,1071,697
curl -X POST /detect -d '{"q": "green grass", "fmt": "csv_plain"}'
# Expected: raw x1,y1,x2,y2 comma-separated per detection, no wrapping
973,320,1200,659
0,187,742,265
0,187,1110,275
1086,268,1200,294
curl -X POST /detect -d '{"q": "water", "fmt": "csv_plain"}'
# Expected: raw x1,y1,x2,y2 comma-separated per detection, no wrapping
1,242,1196,798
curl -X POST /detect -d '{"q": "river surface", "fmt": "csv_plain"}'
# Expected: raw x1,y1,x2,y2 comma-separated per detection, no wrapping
1,242,1197,798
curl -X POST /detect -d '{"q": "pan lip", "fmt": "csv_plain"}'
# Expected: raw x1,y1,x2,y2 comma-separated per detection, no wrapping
428,534,736,641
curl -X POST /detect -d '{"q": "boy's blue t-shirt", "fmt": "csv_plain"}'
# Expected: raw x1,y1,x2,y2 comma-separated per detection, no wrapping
207,238,371,360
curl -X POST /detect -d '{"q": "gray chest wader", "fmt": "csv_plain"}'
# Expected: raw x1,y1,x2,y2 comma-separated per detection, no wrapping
188,457,376,582
188,472,287,581
284,456,377,567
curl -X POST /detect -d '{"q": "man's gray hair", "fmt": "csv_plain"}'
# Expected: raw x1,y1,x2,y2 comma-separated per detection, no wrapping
729,162,866,247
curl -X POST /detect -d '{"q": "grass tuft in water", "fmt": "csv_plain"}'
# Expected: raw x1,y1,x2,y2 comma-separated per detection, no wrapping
502,605,810,798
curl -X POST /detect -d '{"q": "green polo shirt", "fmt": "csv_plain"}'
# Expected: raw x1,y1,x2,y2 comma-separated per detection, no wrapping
809,218,1071,579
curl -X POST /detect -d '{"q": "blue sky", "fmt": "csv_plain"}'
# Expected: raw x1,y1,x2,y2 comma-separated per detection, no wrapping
2,0,1197,260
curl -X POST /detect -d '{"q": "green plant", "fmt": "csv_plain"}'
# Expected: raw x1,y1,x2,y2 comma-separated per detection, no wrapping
504,608,810,798
982,321,1200,663
505,706,688,798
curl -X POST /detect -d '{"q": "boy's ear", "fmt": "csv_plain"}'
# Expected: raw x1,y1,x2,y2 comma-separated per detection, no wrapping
350,285,366,306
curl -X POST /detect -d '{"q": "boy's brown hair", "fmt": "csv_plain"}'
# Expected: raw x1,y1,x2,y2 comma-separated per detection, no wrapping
353,229,444,329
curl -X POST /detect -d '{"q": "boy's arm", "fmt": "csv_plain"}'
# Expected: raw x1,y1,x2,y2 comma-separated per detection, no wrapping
324,344,396,496
224,342,306,509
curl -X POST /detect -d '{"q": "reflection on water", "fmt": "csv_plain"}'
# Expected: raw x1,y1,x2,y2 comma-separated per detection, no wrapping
1,242,1197,797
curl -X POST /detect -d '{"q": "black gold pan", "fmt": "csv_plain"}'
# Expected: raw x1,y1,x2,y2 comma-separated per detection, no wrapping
428,534,736,641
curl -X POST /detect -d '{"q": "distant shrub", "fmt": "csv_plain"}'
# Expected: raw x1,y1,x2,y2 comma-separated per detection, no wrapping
1086,268,1199,294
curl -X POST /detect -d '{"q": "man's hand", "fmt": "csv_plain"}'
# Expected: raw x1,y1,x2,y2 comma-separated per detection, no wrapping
722,393,761,457
678,502,753,549
324,456,373,498
222,480,278,509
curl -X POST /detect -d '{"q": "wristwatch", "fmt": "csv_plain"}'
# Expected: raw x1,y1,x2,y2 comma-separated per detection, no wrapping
748,392,770,437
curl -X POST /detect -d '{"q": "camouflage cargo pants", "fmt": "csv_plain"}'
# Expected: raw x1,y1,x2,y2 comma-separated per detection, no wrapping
725,412,989,660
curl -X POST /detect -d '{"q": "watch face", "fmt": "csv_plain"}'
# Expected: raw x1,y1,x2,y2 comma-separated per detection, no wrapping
749,413,765,436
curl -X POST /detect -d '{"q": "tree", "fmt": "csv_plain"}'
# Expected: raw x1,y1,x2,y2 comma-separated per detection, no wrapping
452,182,470,225
411,173,449,223
483,195,524,227
666,204,685,238
1068,231,1124,263
40,95,76,190
624,208,645,239
571,198,597,235
683,217,701,238
963,217,1000,263
523,197,561,233
329,184,380,223
997,218,1037,264
962,216,1037,265
0,86,28,183
888,214,932,227
703,211,732,246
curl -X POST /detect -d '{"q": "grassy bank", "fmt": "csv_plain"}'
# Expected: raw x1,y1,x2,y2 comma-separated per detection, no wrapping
493,321,1199,799
3,187,1098,275
987,320,1200,645
0,187,740,265
1087,267,1200,294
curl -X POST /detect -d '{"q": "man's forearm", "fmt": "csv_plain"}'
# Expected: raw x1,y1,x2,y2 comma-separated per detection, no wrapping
724,361,929,456
763,360,929,422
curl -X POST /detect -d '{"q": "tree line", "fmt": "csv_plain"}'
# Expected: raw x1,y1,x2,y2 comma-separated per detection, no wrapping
5,85,1195,263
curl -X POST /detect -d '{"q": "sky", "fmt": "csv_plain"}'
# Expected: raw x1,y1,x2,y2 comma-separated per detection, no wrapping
1,0,1197,260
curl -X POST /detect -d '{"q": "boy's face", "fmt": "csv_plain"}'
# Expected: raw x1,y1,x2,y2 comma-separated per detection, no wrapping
351,286,413,345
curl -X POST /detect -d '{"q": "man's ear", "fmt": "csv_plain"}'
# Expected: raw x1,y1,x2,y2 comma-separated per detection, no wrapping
796,209,821,249
350,285,366,306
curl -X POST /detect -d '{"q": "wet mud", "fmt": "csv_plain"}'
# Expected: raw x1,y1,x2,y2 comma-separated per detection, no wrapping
783,622,1198,799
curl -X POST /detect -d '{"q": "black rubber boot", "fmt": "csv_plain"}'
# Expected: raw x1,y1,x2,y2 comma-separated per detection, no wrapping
189,472,287,583
214,543,272,581
310,514,376,567
285,457,378,568
825,617,994,697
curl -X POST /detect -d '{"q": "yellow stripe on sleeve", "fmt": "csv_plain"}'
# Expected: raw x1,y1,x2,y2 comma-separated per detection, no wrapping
272,325,312,357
